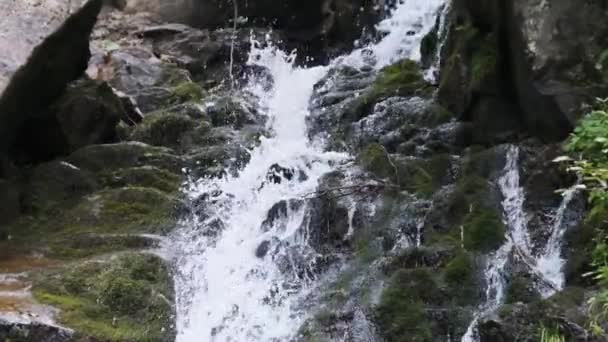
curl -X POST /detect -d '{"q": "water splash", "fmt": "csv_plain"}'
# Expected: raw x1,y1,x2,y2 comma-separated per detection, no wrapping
173,1,448,340
537,184,580,295
462,145,525,342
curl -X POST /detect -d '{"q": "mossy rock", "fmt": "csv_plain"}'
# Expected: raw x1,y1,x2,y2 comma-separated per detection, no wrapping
33,252,175,341
62,186,181,235
9,186,181,243
100,166,181,194
396,154,453,197
48,233,159,260
443,251,480,306
371,59,428,98
505,275,540,304
67,142,184,174
341,59,429,123
420,28,439,67
357,143,395,181
462,204,505,253
130,111,199,150
425,173,504,253
470,33,498,90
169,81,205,103
375,268,437,341
22,161,98,214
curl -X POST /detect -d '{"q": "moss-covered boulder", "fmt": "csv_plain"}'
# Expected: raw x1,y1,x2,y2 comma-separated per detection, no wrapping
59,186,182,235
342,59,430,123
130,111,200,150
33,253,175,341
478,288,592,342
21,161,98,214
357,143,396,181
67,142,184,174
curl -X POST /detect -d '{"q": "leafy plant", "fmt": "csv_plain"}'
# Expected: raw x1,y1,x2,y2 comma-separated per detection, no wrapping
539,326,565,342
557,98,608,335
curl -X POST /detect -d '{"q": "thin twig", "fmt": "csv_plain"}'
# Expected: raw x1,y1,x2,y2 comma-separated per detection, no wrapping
229,0,238,90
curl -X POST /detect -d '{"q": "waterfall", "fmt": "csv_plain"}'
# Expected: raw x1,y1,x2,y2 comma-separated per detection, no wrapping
537,184,580,295
173,1,448,341
462,146,523,342
462,145,581,341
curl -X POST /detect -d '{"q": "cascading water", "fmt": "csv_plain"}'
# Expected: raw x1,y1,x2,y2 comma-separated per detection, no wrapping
173,1,448,341
462,146,582,341
537,184,581,295
462,146,524,342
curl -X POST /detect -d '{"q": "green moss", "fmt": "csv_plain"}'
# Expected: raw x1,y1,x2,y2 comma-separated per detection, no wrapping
341,59,429,123
67,142,183,175
443,252,478,306
100,166,181,194
462,204,505,253
444,252,473,284
470,34,498,88
33,253,174,342
398,154,452,197
375,269,435,342
420,29,438,62
370,59,428,99
505,276,540,304
48,234,157,259
8,186,180,246
357,143,396,181
170,81,205,103
131,112,197,149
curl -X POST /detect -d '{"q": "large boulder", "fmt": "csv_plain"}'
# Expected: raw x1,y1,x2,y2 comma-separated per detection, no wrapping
124,0,385,63
0,0,104,165
439,0,608,142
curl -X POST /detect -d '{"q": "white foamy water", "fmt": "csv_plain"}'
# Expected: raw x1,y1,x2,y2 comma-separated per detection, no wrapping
462,145,580,341
173,1,447,341
537,184,580,295
462,146,527,342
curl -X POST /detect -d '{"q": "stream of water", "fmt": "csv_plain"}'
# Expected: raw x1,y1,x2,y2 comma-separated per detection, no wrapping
462,145,580,341
173,1,447,341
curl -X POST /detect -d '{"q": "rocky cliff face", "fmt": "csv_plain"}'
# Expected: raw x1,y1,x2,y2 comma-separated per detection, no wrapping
0,0,606,341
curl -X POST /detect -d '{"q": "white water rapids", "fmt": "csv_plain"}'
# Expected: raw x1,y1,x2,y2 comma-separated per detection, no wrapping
173,1,447,341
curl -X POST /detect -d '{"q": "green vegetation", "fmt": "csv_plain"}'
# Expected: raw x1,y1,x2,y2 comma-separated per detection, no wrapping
131,111,198,149
462,204,506,253
357,143,396,181
470,34,498,88
343,59,429,122
33,253,174,341
371,59,428,98
559,98,608,335
375,269,435,342
539,326,565,342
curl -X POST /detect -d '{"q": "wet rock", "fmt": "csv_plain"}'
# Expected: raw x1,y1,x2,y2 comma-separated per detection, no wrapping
22,161,98,214
204,95,263,128
0,320,73,342
103,47,203,113
143,25,282,85
441,0,608,142
309,60,431,150
255,240,271,258
261,199,304,232
67,141,184,174
0,0,103,163
130,111,198,150
126,0,384,64
0,179,21,228
305,195,350,251
32,252,175,341
478,288,595,342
